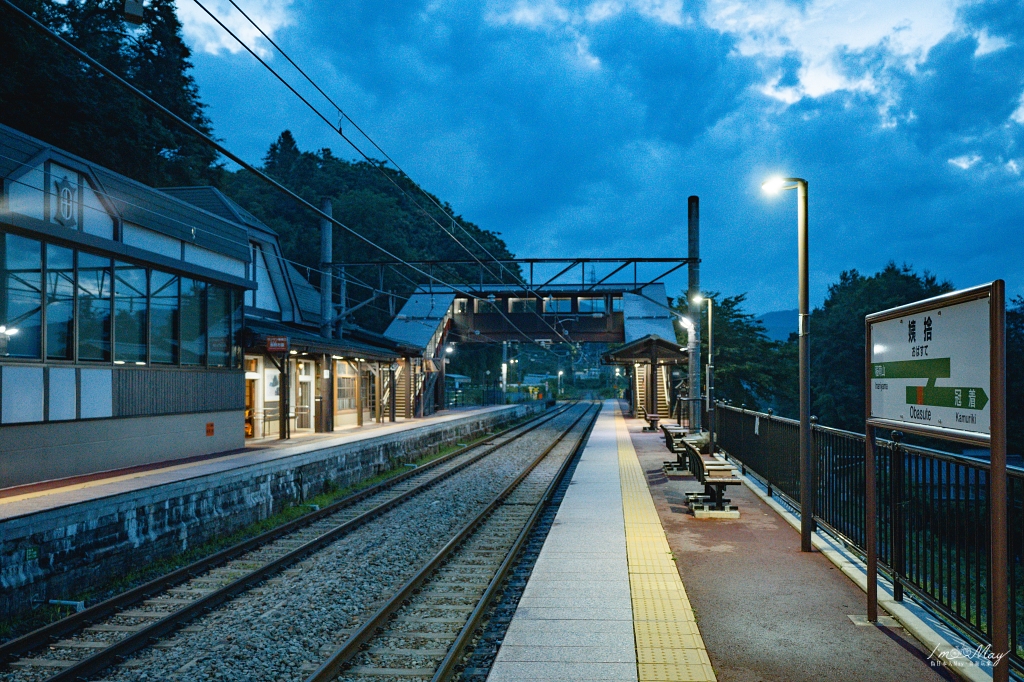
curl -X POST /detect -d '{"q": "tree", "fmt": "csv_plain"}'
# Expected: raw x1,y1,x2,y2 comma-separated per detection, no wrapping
777,263,953,431
673,292,784,411
225,131,520,331
0,0,218,186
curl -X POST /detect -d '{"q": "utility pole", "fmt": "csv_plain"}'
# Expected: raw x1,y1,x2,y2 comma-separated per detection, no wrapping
320,197,333,339
687,195,701,431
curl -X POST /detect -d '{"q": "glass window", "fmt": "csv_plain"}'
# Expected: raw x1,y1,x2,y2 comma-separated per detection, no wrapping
77,252,111,361
207,285,231,367
114,262,147,364
611,296,623,312
475,298,502,314
151,271,179,364
508,298,537,313
336,376,356,410
231,289,243,368
545,297,572,314
46,245,75,360
180,277,206,365
578,297,606,314
1,233,42,358
453,298,469,314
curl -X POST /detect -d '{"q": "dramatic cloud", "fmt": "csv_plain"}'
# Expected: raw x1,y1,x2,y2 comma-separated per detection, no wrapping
178,0,295,58
182,0,1024,312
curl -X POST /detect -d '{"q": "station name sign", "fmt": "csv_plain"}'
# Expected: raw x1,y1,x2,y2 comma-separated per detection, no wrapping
266,335,289,353
866,285,994,444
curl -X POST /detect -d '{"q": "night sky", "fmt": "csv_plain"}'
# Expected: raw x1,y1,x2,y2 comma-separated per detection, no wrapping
177,0,1024,314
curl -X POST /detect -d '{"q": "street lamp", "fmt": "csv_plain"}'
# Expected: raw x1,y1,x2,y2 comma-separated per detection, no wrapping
557,370,564,398
692,295,715,454
762,175,813,553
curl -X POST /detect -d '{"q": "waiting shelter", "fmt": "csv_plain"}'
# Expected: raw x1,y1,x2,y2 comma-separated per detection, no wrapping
602,334,688,430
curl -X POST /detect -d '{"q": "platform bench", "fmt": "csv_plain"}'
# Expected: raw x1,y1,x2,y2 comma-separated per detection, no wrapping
682,443,742,512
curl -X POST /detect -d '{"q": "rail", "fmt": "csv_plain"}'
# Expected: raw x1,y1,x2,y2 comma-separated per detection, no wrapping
0,404,574,680
715,403,1024,671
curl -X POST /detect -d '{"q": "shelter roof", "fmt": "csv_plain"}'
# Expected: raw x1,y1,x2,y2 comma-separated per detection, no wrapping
245,320,399,362
602,334,688,364
384,287,456,350
622,284,677,342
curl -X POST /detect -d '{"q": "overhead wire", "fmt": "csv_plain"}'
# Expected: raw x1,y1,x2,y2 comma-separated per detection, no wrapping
0,0,558,350
192,0,574,346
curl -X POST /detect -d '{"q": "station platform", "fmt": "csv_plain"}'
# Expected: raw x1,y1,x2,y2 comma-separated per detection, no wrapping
489,401,957,682
0,404,519,522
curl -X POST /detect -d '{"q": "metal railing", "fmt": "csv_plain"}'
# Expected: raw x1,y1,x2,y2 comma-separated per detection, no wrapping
715,403,1024,669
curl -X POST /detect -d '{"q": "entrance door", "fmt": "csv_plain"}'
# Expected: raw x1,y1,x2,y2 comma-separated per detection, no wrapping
296,361,313,429
245,379,256,438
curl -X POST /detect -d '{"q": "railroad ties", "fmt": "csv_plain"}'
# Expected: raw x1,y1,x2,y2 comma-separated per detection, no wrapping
0,404,587,682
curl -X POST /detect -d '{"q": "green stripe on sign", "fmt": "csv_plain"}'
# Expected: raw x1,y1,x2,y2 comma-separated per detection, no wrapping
904,385,989,410
872,358,951,379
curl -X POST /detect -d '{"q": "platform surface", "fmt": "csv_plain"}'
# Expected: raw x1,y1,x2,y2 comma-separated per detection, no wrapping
488,400,714,682
0,404,521,522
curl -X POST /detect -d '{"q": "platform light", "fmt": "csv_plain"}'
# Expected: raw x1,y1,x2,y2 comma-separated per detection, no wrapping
761,177,788,195
0,325,18,336
691,293,704,305
677,316,694,331
445,345,455,354
135,361,146,366
289,350,298,355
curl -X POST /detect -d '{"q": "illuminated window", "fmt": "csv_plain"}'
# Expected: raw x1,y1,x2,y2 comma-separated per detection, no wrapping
578,297,606,314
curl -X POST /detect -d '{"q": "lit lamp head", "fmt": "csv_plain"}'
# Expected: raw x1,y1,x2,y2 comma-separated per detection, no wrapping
445,345,455,354
691,293,704,305
677,316,694,331
0,325,18,337
761,176,800,195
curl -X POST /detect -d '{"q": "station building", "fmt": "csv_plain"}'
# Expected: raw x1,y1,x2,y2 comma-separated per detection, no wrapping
0,125,249,486
0,125,427,488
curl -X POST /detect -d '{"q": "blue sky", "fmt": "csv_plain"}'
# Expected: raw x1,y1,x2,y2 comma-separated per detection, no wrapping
178,0,1024,314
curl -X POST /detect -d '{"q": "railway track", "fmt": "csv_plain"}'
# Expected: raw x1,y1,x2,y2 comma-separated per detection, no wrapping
306,402,600,682
0,403,582,682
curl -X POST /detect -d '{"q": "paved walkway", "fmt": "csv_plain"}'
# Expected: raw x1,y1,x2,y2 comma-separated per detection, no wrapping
489,401,958,681
627,411,954,682
0,404,519,522
489,401,715,681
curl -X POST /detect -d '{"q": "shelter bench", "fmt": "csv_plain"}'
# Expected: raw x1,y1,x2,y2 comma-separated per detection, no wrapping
681,441,742,512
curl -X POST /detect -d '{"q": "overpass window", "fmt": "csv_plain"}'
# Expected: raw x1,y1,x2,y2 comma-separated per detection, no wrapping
208,285,232,367
46,245,75,360
114,262,148,364
151,272,179,364
180,277,207,366
578,297,606,313
453,298,469,314
77,253,112,361
612,296,623,312
545,298,572,313
508,298,537,313
1,233,42,358
475,298,502,314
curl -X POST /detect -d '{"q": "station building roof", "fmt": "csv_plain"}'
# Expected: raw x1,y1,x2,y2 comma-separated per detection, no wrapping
0,125,250,286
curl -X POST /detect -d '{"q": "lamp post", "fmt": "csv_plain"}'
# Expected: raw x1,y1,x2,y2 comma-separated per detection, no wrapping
677,316,695,426
557,370,564,398
762,176,813,553
692,295,715,454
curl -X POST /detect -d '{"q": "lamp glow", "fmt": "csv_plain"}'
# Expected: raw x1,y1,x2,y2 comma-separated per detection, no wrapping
677,316,694,331
762,177,787,195
445,345,455,354
692,294,704,305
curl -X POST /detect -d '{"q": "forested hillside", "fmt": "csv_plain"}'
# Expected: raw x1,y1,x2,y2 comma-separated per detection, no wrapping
0,0,517,330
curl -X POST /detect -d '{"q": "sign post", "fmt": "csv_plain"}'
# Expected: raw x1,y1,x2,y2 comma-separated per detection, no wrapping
864,282,1007,681
266,336,290,440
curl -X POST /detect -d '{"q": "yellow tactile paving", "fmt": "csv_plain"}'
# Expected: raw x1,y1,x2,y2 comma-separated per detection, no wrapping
616,404,717,682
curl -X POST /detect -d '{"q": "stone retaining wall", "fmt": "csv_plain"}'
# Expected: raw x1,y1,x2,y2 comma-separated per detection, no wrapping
0,403,544,619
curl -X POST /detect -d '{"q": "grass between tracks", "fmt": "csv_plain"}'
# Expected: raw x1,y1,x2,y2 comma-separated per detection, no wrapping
0,411,543,643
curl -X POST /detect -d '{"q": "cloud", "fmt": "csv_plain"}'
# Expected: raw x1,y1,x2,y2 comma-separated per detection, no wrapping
178,0,295,57
181,0,1024,312
704,0,961,103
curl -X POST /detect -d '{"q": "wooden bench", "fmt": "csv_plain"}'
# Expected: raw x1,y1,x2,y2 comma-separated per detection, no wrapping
680,441,742,512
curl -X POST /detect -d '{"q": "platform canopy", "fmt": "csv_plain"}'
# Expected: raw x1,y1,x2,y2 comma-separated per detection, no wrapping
601,333,688,365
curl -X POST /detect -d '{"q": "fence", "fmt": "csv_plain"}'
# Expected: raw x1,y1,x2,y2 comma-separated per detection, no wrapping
715,403,1024,670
